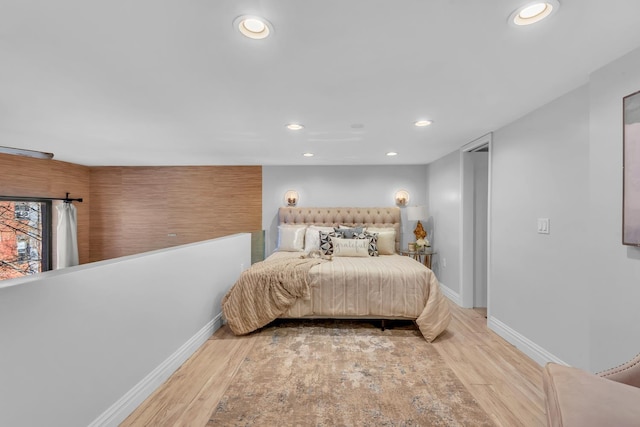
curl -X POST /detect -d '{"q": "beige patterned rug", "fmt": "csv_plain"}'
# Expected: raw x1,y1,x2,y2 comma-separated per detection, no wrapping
208,319,495,426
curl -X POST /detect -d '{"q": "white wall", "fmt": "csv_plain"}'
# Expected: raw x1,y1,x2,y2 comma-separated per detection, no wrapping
425,151,461,294
262,165,428,254
588,47,640,372
488,46,640,371
490,85,591,368
425,46,640,371
0,234,250,427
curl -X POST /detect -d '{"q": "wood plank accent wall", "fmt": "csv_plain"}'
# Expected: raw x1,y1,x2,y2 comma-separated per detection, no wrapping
0,154,261,265
89,166,262,262
0,153,91,264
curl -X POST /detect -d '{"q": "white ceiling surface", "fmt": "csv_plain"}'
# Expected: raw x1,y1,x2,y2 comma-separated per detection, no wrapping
2,1,640,167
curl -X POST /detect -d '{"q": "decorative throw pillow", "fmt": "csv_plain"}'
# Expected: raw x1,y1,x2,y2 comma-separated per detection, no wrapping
319,231,340,255
349,231,379,256
365,228,396,255
277,225,307,251
334,226,364,238
363,231,379,257
330,236,370,257
304,225,335,252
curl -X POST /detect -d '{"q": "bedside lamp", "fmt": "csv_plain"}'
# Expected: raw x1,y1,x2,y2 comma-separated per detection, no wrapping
407,206,427,242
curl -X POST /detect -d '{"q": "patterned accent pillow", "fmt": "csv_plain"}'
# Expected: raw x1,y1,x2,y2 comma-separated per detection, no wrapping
321,229,378,256
319,231,341,255
364,232,379,257
347,231,378,257
334,226,364,239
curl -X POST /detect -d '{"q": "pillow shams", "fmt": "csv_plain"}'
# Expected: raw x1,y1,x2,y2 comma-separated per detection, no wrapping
277,225,306,251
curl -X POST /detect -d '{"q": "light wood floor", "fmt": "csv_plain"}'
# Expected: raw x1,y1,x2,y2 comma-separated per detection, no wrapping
121,302,546,426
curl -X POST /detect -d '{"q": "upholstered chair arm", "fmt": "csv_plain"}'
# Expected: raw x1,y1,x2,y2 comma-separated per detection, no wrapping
544,362,640,427
597,353,640,388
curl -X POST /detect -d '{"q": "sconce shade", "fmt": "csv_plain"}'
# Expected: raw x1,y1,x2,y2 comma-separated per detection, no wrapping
284,190,299,207
407,206,427,221
394,190,410,206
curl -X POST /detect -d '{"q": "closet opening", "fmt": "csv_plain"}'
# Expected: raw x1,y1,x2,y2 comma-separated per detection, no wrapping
460,134,491,318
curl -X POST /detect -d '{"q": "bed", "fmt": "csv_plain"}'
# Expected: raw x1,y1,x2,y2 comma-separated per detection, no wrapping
222,207,451,342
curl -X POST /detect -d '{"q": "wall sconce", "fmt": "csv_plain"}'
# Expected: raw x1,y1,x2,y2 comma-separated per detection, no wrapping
284,190,299,207
394,190,410,207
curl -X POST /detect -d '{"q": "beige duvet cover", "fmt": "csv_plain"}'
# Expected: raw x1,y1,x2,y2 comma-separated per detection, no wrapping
270,251,451,342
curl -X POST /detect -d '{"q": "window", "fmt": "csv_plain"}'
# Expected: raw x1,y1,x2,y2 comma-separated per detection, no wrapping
16,239,28,262
14,203,30,219
0,199,52,280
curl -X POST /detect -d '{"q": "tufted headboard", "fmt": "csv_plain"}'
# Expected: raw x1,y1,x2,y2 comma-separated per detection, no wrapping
278,207,401,253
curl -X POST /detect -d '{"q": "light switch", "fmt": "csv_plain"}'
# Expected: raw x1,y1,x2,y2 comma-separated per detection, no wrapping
537,218,550,234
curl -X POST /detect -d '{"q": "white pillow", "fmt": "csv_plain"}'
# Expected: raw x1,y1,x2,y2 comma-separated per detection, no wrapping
304,225,335,252
277,225,307,251
366,228,396,255
330,236,370,257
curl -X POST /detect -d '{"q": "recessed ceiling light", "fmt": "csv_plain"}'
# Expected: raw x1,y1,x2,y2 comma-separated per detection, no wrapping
520,3,547,18
414,120,433,127
234,15,273,40
509,1,559,26
286,123,304,130
243,18,265,33
303,152,314,157
386,152,398,157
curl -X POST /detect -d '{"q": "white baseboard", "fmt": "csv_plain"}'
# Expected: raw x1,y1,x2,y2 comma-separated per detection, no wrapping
438,282,463,306
487,315,568,367
89,313,224,427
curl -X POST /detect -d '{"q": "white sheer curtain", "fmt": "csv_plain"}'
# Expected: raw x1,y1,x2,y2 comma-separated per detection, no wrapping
56,202,79,268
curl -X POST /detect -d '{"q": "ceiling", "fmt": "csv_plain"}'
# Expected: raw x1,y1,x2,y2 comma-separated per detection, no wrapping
2,0,640,167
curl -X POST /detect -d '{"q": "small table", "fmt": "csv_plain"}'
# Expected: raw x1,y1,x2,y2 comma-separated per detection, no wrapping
400,248,436,269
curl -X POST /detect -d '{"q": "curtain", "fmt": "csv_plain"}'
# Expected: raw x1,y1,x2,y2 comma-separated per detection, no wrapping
56,202,79,268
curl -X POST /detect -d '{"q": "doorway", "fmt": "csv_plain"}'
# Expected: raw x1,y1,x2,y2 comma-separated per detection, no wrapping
460,134,491,312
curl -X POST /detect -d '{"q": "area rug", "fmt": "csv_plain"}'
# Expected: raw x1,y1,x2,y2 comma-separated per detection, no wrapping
208,319,494,426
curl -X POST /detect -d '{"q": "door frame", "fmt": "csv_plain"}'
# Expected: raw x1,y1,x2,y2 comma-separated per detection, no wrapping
459,133,492,312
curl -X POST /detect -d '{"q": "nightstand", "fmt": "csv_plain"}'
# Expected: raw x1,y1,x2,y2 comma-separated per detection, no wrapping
400,248,436,269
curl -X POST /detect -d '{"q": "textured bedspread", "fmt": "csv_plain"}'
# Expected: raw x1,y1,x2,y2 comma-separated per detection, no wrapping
271,252,451,342
222,256,326,335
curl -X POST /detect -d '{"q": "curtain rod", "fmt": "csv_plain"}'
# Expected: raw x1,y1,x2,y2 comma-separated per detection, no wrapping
0,192,83,203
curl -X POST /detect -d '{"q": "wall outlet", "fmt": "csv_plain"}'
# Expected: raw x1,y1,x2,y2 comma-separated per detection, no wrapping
537,218,550,234
442,258,447,268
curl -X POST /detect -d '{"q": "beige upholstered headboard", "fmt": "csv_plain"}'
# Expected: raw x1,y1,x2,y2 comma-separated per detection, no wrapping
278,207,401,253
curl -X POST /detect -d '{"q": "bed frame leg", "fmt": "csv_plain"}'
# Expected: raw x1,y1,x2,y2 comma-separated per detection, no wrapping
381,319,385,331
